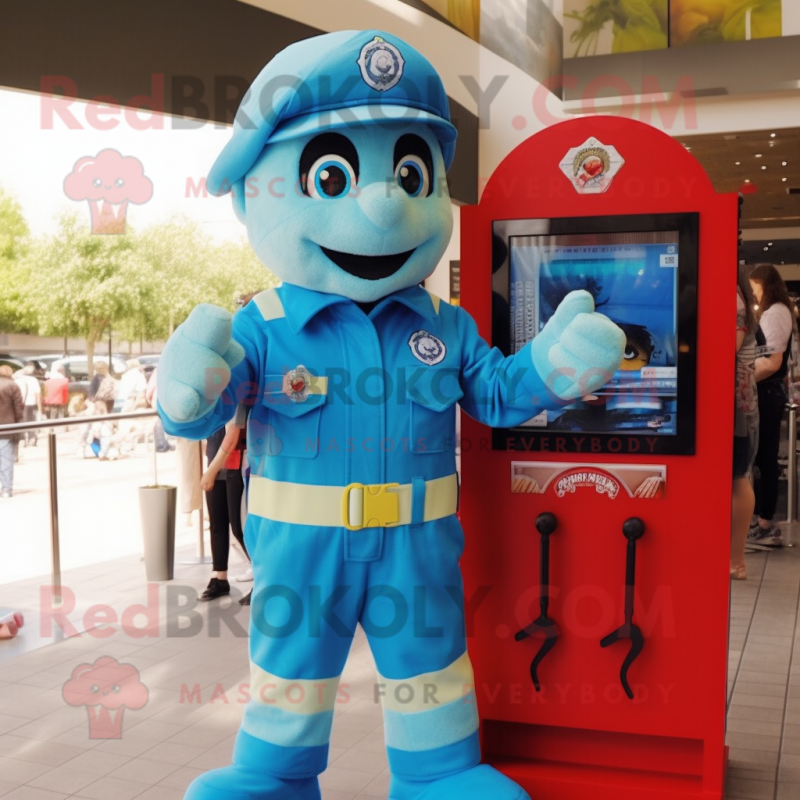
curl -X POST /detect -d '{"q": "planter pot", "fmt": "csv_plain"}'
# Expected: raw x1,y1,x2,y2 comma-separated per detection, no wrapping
138,485,177,581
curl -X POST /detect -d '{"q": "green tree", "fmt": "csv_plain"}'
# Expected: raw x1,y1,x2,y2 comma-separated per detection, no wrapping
26,214,152,374
209,238,279,310
125,219,207,344
136,220,277,340
0,188,34,333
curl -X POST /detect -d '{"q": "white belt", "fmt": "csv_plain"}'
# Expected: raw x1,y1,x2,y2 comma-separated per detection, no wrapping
248,474,458,530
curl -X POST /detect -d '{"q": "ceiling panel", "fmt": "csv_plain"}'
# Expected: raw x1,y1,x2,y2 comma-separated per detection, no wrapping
678,127,800,229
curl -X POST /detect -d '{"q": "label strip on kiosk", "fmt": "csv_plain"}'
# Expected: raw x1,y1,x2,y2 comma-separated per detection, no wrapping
511,462,666,499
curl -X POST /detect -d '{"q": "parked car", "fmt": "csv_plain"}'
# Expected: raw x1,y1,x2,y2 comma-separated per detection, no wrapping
0,355,53,380
0,354,24,372
51,355,128,407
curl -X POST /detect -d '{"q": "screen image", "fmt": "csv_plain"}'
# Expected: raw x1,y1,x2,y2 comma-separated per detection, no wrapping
509,231,680,437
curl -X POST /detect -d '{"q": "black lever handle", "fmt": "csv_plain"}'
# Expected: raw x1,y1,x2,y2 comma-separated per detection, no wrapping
515,512,559,691
600,517,646,700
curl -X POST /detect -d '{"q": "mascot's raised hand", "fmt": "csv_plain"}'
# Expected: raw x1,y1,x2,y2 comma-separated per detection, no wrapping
157,304,244,423
532,289,627,401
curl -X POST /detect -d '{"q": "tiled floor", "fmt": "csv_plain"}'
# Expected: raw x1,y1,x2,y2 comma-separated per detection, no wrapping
0,533,799,799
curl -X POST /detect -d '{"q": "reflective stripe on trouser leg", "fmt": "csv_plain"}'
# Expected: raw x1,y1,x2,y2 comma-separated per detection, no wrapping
235,662,343,779
377,651,480,780
233,519,364,780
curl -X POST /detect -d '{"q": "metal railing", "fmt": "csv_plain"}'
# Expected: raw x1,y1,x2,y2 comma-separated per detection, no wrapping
3,404,799,590
0,410,206,601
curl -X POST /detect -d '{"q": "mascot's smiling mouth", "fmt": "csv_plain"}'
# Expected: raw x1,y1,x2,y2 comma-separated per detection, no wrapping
320,246,415,280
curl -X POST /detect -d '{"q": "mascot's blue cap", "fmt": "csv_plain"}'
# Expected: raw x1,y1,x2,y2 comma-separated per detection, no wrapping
208,29,458,196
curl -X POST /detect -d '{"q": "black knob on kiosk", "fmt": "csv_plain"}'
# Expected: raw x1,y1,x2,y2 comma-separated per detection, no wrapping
536,512,557,536
622,517,645,542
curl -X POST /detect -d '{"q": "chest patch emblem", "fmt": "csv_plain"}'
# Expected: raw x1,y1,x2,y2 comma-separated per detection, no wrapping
283,365,311,402
409,330,446,366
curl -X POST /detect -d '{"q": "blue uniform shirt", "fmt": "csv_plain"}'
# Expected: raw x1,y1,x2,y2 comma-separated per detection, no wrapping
161,283,558,487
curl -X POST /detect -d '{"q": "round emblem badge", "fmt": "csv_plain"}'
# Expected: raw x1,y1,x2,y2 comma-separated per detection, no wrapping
573,146,611,188
408,330,446,366
357,36,404,93
283,365,311,403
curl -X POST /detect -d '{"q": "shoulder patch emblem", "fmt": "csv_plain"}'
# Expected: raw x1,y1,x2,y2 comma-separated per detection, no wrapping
408,330,446,366
357,36,404,92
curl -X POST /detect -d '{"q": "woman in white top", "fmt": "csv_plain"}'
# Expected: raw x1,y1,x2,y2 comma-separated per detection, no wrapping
731,271,758,579
749,264,795,547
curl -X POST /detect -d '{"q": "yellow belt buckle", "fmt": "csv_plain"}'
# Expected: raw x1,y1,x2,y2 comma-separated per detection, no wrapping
342,482,400,530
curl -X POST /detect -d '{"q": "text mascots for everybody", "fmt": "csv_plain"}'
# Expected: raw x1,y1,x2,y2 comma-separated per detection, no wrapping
158,30,626,800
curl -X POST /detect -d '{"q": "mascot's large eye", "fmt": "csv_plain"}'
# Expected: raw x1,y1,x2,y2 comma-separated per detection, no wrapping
307,156,356,200
393,134,434,198
394,156,429,198
90,684,100,693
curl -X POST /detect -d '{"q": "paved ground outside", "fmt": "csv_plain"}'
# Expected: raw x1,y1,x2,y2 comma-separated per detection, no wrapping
0,424,204,586
1,427,800,798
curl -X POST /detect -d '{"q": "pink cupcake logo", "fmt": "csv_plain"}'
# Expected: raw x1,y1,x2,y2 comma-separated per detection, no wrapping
62,656,148,738
64,149,153,234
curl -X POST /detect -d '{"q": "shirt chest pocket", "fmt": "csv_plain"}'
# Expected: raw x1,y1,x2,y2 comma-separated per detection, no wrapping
405,366,463,454
261,373,327,459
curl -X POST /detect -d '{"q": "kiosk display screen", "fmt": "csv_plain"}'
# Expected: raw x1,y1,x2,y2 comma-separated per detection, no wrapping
492,214,698,455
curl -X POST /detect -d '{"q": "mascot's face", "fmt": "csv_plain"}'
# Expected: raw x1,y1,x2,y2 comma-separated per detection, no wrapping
236,122,453,303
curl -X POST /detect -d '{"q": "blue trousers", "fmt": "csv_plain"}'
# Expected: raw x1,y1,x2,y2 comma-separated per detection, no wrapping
237,512,480,781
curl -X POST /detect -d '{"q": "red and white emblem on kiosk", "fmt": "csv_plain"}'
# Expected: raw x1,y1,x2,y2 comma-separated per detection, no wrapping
560,137,624,195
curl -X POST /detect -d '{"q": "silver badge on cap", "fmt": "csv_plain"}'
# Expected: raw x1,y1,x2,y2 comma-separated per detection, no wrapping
357,36,404,92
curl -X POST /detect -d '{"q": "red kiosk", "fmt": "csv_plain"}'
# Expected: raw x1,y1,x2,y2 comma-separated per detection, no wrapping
460,116,736,800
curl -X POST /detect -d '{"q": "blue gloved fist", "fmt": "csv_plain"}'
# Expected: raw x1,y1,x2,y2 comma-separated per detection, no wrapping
157,304,245,424
531,290,626,401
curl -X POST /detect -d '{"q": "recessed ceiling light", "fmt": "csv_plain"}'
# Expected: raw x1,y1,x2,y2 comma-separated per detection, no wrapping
768,242,773,246
782,161,788,166
735,161,741,165
771,133,776,138
762,166,767,170
744,179,751,183
783,177,788,182
755,153,762,158
764,246,769,251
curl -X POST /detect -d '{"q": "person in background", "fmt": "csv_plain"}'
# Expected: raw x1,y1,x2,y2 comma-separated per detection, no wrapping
115,360,148,455
13,364,41,447
196,291,260,603
89,401,122,460
0,365,24,498
748,264,796,548
43,365,69,420
88,361,116,414
118,360,148,412
199,407,251,604
731,269,759,579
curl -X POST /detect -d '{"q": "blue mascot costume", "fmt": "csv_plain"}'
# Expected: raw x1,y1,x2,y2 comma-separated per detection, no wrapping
158,30,625,800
